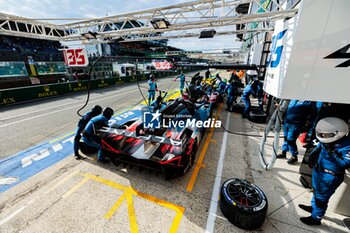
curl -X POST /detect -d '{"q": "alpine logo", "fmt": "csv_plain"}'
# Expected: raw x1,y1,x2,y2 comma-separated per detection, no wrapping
324,44,350,68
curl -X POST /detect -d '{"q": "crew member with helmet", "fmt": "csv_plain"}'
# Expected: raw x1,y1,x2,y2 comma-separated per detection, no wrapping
174,71,186,93
73,105,102,159
148,74,158,104
299,117,350,225
82,107,114,163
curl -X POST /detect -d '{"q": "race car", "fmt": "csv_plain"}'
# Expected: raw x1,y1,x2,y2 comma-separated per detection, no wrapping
95,98,212,179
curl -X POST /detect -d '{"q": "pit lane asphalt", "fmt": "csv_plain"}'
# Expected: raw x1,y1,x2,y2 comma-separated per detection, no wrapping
0,73,192,160
1,70,347,233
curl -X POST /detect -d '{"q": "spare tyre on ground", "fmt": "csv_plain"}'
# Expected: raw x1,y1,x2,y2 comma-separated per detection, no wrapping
232,101,245,113
220,178,268,230
248,109,267,123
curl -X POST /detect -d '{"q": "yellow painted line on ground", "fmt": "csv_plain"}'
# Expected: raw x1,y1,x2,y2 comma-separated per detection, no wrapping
82,173,128,191
105,192,128,220
133,189,184,233
186,104,223,192
169,207,185,233
210,139,217,143
62,176,90,199
81,173,184,233
49,131,75,144
139,89,180,105
126,194,139,233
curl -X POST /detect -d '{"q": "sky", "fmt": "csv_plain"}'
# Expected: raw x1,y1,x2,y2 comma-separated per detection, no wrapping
0,0,241,51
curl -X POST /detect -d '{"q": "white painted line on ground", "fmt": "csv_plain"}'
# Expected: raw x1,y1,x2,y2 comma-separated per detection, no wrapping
205,111,230,233
62,136,74,144
0,206,26,226
0,89,136,128
0,77,174,128
0,100,81,122
0,176,17,185
52,144,63,152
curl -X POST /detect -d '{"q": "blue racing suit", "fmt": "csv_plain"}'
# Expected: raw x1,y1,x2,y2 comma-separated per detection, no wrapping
175,74,185,93
282,100,318,156
150,99,166,112
218,81,226,95
73,111,95,156
308,137,350,221
148,79,157,104
225,83,238,111
241,84,256,117
82,115,109,161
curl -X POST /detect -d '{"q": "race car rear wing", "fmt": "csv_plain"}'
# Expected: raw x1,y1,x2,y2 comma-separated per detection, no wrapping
99,127,185,147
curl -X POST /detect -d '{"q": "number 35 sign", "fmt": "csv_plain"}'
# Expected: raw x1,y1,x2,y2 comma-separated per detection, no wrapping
63,48,89,67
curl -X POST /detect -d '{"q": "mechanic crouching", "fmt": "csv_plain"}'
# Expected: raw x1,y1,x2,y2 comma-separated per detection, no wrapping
74,105,102,160
299,117,350,226
82,107,114,163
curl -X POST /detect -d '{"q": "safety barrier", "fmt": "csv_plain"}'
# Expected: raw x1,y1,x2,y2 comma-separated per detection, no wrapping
0,70,196,106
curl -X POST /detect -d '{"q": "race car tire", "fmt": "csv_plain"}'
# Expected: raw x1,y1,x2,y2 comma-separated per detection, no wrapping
79,141,98,155
248,110,267,124
220,179,268,230
232,102,245,113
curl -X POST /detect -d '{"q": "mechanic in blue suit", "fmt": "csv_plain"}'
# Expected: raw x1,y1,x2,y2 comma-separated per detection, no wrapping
73,105,102,160
299,117,350,225
150,92,166,112
174,72,186,93
225,80,238,112
241,79,261,118
218,79,227,95
82,107,114,163
277,100,319,164
148,75,158,105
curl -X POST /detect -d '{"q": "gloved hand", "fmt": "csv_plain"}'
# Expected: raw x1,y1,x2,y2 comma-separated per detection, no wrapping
307,146,321,168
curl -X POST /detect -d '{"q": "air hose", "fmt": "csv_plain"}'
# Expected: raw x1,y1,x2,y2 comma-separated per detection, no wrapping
258,99,289,170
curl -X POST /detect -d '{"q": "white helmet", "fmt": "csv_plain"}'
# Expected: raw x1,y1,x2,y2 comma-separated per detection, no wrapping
316,117,349,144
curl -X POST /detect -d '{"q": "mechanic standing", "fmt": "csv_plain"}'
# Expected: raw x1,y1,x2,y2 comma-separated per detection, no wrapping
225,80,238,112
174,71,186,93
205,69,211,81
299,117,350,225
82,107,114,163
241,80,260,118
148,75,158,104
73,105,102,160
277,100,319,164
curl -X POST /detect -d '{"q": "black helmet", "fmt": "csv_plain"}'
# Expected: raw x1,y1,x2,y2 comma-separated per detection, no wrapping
91,105,103,116
103,107,114,119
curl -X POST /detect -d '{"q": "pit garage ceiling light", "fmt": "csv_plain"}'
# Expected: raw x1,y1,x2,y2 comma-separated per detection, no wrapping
151,18,170,29
199,29,216,39
81,31,98,40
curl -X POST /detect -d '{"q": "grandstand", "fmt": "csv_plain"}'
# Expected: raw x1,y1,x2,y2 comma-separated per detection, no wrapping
0,34,186,89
